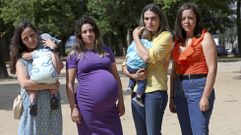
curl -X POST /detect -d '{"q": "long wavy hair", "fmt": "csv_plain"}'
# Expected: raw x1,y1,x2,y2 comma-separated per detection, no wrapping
69,15,105,58
174,3,202,43
10,21,38,74
139,4,172,37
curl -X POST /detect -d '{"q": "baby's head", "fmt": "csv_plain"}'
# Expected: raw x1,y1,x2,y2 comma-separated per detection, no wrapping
141,29,151,40
40,33,61,45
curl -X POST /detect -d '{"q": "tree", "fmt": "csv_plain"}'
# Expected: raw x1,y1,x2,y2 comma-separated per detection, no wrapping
0,0,15,79
0,0,85,79
0,36,10,78
0,0,82,34
0,0,238,61
237,0,241,56
0,0,84,56
0,26,14,79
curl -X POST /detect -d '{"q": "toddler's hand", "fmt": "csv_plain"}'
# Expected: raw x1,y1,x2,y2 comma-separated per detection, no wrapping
41,39,57,49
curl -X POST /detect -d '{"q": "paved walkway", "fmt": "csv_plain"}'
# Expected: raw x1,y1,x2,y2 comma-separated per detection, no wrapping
0,58,241,135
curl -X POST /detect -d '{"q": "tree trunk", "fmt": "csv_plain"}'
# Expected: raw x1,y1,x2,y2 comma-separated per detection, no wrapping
237,0,241,57
0,60,9,79
113,34,121,56
0,37,9,79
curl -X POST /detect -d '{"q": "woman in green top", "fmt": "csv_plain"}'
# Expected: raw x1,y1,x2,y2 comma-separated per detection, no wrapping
122,3,173,135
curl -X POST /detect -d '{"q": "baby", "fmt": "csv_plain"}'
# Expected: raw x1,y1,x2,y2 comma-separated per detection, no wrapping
22,33,62,116
126,29,152,107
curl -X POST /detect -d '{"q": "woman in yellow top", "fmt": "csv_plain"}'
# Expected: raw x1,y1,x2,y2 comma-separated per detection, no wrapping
122,4,173,135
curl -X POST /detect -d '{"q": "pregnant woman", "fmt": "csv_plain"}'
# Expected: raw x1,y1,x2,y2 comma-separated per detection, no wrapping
66,15,125,135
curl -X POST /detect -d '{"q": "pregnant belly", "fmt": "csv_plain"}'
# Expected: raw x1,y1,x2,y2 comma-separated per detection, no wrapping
77,70,118,109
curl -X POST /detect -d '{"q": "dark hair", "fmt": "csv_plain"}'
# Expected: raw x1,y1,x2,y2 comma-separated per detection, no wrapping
174,3,202,42
70,15,104,56
10,21,37,74
139,4,171,36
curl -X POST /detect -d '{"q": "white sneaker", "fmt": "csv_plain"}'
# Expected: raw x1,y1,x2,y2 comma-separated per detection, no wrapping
133,96,144,107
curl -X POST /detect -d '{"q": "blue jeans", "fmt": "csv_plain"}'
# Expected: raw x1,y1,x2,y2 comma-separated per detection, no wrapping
131,91,167,135
173,77,215,135
127,65,147,94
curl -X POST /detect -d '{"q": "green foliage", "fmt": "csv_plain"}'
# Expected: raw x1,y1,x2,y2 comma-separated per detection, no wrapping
0,0,83,36
85,0,112,34
1,0,34,26
85,0,152,35
0,0,238,56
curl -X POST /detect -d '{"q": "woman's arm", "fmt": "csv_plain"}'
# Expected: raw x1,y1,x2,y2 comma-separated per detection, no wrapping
201,32,217,112
110,63,125,116
16,60,59,90
133,26,150,62
122,59,147,81
66,68,77,108
66,68,81,124
169,60,177,113
51,52,64,74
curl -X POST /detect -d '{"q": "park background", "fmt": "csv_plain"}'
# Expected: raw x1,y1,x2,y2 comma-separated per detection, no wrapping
0,0,241,134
